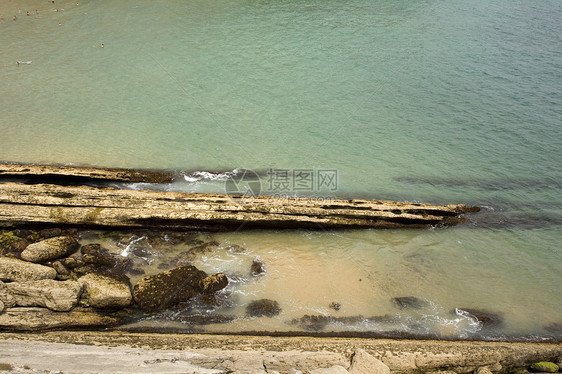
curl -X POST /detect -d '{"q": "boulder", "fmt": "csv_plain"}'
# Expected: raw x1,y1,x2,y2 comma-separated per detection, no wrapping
20,236,78,263
79,273,132,309
530,362,559,373
250,259,265,276
0,307,122,330
0,257,56,281
133,265,207,312
200,273,228,294
246,299,281,317
6,279,82,312
349,349,390,374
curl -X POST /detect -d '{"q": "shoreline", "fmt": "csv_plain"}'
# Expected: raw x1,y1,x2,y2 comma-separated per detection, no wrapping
1,331,560,373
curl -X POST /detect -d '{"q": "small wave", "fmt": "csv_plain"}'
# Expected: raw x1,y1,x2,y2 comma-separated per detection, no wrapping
182,169,242,183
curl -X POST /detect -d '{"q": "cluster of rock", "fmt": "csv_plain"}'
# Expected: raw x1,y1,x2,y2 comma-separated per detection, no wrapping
0,229,229,330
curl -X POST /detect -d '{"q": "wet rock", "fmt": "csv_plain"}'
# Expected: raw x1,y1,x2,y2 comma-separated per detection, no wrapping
133,265,207,312
51,261,70,276
454,308,503,327
172,241,221,266
79,273,132,309
0,307,123,331
349,349,390,374
392,296,427,310
39,228,63,239
0,231,29,254
60,257,84,269
0,257,56,281
530,362,559,373
6,279,82,312
250,259,265,276
81,244,131,273
200,273,228,294
245,299,281,318
0,281,15,308
20,236,79,263
330,302,341,311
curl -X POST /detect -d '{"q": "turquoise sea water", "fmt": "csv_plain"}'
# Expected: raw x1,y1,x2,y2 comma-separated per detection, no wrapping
1,0,561,340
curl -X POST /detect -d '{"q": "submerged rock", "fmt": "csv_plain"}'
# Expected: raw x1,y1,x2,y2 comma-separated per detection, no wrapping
200,273,228,294
81,243,132,273
250,259,265,276
133,265,207,312
5,279,82,312
20,236,78,263
329,302,342,311
0,257,56,281
178,314,236,325
79,273,132,309
454,308,503,327
245,299,281,318
530,362,559,373
294,315,331,331
172,241,221,266
392,296,427,310
0,307,123,331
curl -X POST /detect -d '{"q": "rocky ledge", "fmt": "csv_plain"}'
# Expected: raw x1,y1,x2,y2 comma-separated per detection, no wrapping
0,163,477,230
0,332,560,374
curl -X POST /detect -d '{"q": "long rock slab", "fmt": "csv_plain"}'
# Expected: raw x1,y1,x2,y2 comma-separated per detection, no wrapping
0,181,475,230
0,162,174,184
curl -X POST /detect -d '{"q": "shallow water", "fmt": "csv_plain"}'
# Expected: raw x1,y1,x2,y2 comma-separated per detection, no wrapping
1,0,561,340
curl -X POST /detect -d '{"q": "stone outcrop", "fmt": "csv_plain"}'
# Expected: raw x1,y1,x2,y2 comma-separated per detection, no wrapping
20,236,78,263
0,162,174,184
5,279,82,312
0,307,122,330
0,169,476,231
132,266,208,312
0,257,56,281
79,273,132,309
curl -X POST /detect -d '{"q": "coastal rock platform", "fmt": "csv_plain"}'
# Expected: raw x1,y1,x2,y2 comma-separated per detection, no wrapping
0,163,477,230
0,331,560,373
